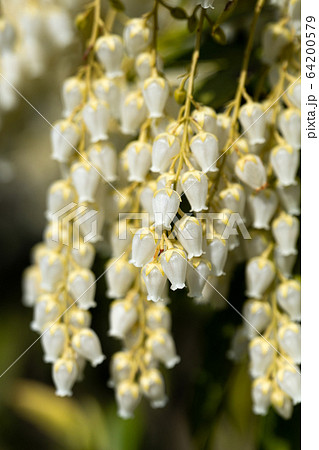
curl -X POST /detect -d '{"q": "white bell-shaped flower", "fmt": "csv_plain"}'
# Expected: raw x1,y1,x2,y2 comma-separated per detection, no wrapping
186,258,211,301
22,265,41,307
139,181,157,217
126,140,152,182
248,189,278,230
109,352,134,387
110,220,133,257
145,303,171,330
278,323,301,364
67,268,96,310
71,161,100,203
274,247,297,278
276,280,301,321
109,299,138,339
219,183,246,216
190,132,219,173
175,216,203,259
153,188,180,231
249,337,275,378
130,227,157,267
235,154,267,190
276,180,300,215
143,76,169,118
271,388,293,419
277,365,301,405
245,257,276,299
239,102,267,145
41,322,68,363
191,106,217,134
50,120,80,163
181,171,208,212
93,77,121,119
95,34,124,78
72,328,105,367
207,235,228,277
62,77,85,117
106,257,136,298
278,108,301,151
272,212,299,256
160,248,187,291
45,7,74,48
121,90,147,135
146,329,180,368
71,241,95,269
53,355,78,397
115,380,141,419
82,98,111,143
68,308,92,330
78,204,104,244
287,79,301,109
215,113,231,149
270,144,299,186
31,294,60,332
252,378,272,416
135,52,162,81
46,180,75,220
142,262,167,302
38,249,65,292
151,133,180,173
123,18,151,56
261,23,291,65
140,369,168,408
243,230,270,260
242,300,271,338
156,172,175,191
88,141,117,182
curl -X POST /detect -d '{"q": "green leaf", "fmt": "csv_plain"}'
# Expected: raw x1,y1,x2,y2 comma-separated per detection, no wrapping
212,27,227,45
170,7,188,20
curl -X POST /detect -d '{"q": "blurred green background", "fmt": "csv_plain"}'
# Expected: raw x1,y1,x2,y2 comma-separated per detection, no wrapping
0,0,300,448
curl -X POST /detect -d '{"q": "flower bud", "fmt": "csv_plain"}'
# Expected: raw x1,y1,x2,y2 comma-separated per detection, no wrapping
53,355,78,397
186,258,211,300
276,180,300,215
71,161,100,203
71,241,95,269
121,90,147,135
82,98,111,143
22,265,41,307
115,380,141,419
140,368,167,408
276,279,301,321
271,387,293,419
109,351,135,387
151,133,180,173
245,257,275,299
272,212,299,256
235,154,267,190
62,77,85,117
50,120,80,163
153,188,180,231
106,257,136,298
160,248,187,291
207,235,228,277
243,300,271,338
219,183,246,216
252,378,272,415
175,216,203,259
109,299,138,339
123,18,151,56
88,141,117,182
41,322,68,363
190,132,219,173
143,76,169,118
261,23,291,65
67,269,96,310
270,144,299,186
142,262,167,302
93,77,121,119
249,337,275,377
248,189,278,230
277,365,301,405
46,180,75,220
278,322,301,364
135,52,153,80
146,303,171,330
278,108,301,151
146,329,180,368
191,106,217,134
239,102,267,145
95,34,124,78
130,227,157,267
31,294,60,332
181,171,208,212
126,141,152,182
38,249,65,292
72,328,105,367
